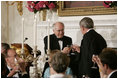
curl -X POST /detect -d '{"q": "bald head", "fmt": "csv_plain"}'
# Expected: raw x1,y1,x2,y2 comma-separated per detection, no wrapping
53,22,65,38
53,22,64,29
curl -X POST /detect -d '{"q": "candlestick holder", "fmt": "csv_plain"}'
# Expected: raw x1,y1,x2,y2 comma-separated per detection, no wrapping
21,49,24,59
31,45,41,78
32,58,39,78
46,49,51,62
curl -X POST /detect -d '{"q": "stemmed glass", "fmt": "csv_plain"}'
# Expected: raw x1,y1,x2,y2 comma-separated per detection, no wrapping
67,45,72,48
91,54,97,69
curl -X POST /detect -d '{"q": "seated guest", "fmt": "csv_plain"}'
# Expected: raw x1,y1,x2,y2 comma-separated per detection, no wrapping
93,48,117,78
1,43,10,55
49,52,72,78
43,50,73,78
5,48,29,78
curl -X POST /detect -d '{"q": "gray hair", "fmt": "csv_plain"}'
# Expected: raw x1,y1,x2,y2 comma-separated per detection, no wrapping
79,17,94,29
52,22,65,30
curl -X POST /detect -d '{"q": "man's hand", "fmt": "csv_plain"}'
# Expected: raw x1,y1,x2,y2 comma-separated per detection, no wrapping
92,56,107,78
7,66,20,77
72,45,80,53
18,58,26,72
62,47,71,54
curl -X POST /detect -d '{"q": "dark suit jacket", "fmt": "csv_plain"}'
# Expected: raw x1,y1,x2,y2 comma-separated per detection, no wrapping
109,71,117,78
3,67,29,78
44,34,72,53
1,66,9,78
78,29,107,78
43,34,79,77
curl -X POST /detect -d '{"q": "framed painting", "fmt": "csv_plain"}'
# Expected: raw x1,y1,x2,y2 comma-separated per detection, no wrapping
58,1,117,16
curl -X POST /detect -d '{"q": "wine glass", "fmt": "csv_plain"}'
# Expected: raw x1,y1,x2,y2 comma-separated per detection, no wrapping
91,54,97,69
67,45,73,49
66,45,73,55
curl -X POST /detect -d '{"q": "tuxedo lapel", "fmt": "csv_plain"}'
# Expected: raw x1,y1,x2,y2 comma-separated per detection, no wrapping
52,34,61,50
62,39,66,49
55,39,61,50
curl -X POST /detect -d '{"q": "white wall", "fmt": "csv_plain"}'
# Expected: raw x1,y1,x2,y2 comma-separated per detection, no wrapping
1,1,8,43
1,1,117,55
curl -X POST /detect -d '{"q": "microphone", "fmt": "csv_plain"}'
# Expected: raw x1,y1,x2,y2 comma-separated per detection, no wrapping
24,37,28,42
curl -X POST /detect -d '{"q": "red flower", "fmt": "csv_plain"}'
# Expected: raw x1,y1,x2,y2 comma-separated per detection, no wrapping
27,6,34,12
32,3,35,7
26,1,57,14
34,3,40,10
38,1,46,8
27,1,32,6
44,1,49,6
48,3,55,9
27,1,35,8
103,1,112,8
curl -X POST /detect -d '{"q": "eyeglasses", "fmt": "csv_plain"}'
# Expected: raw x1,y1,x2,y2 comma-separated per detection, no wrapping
55,29,64,32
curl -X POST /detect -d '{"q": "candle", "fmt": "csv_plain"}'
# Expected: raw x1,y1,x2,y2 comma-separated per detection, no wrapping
21,17,24,55
33,15,37,58
48,23,50,50
47,19,50,54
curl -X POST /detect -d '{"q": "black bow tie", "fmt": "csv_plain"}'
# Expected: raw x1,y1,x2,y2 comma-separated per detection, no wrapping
57,38,63,41
10,69,13,71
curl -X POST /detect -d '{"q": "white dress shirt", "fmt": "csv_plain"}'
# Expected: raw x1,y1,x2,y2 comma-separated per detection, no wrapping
107,70,117,78
58,40,63,50
7,65,19,78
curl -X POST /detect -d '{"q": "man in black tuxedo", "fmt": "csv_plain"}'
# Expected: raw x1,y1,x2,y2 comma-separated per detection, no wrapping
44,22,72,53
43,22,79,77
93,48,117,78
5,48,29,78
72,17,107,78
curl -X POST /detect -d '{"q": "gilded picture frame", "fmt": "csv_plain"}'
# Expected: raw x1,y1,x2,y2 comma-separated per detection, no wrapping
58,1,117,16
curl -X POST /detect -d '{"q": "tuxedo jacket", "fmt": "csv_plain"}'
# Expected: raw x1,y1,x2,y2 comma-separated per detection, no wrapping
78,29,107,78
109,71,117,78
3,66,29,78
43,34,78,77
1,66,9,78
44,34,72,54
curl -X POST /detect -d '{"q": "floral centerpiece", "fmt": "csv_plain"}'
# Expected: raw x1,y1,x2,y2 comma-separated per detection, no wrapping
103,1,117,8
26,1,58,14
